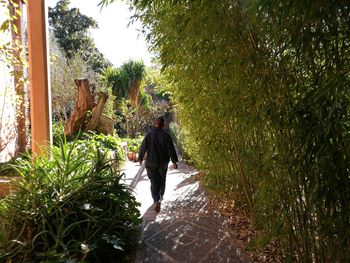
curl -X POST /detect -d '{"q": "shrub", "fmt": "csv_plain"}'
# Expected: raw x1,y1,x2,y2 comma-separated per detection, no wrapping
52,121,65,146
53,129,126,166
0,139,141,262
129,0,350,260
124,136,143,153
0,158,21,177
80,132,126,163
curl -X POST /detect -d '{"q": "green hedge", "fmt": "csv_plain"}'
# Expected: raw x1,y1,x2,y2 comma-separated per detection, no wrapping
130,0,350,261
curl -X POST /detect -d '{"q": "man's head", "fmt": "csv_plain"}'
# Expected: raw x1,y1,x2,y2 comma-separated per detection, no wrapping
153,116,165,129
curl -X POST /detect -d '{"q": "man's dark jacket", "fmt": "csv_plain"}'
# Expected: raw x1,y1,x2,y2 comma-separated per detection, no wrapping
138,128,178,166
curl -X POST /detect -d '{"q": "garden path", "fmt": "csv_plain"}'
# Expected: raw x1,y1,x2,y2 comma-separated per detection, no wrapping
123,160,248,263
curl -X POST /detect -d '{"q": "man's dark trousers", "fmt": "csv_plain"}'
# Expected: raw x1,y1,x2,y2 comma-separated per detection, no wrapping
146,163,168,203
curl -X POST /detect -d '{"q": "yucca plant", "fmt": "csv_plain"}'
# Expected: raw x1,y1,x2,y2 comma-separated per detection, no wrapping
0,139,140,262
100,66,130,100
100,61,146,107
120,60,146,107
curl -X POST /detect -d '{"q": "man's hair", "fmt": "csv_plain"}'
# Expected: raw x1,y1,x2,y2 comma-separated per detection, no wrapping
153,116,165,128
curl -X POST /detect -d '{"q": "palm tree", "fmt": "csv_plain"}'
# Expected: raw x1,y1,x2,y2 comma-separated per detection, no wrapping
100,67,129,99
100,61,146,137
101,61,145,105
121,60,145,107
121,61,146,136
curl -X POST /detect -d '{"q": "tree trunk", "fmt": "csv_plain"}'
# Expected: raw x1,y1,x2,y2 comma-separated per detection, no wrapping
86,92,108,131
13,0,27,154
64,79,95,137
129,81,140,107
135,107,140,136
96,115,115,135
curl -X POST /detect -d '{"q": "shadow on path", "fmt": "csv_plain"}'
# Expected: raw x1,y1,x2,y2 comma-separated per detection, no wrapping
132,161,247,263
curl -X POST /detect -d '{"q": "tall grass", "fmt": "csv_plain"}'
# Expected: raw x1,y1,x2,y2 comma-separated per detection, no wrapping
0,139,140,262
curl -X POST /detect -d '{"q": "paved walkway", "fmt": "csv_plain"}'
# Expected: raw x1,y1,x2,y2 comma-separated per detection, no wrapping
123,160,247,263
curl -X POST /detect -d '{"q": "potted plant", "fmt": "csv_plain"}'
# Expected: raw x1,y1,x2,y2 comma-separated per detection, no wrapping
127,152,134,161
125,137,143,162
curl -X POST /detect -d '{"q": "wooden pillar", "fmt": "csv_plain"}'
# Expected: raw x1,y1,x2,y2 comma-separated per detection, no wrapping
27,0,52,156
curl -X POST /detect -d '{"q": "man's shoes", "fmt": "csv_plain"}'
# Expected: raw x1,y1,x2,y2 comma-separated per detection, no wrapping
154,202,161,213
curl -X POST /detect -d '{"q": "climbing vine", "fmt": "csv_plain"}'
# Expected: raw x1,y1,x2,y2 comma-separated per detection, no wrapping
0,0,27,79
0,0,27,157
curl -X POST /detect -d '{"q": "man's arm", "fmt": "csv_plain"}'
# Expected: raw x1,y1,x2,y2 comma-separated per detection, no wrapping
138,135,148,163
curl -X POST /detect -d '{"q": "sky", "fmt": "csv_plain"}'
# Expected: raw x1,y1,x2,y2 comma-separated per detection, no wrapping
46,0,153,67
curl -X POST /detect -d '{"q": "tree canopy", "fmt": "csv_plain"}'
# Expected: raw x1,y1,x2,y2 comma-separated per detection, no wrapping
49,0,111,73
101,60,145,106
49,34,98,122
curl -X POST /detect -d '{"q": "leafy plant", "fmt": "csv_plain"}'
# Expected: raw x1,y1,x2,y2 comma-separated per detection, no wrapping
0,0,28,157
124,136,143,153
0,139,140,262
52,125,126,165
100,61,148,137
100,60,145,106
52,121,65,145
0,155,27,177
100,66,129,100
79,131,126,163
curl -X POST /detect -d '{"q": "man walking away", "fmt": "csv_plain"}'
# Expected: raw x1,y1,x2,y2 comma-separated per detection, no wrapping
138,117,178,213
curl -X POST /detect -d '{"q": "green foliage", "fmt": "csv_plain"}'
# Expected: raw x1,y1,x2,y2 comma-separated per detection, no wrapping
49,33,100,122
100,60,146,104
101,61,154,137
124,136,143,153
0,158,22,177
139,86,151,111
144,67,171,101
52,121,65,146
100,66,129,100
51,124,127,165
100,85,117,120
0,139,140,262
0,0,27,78
80,132,126,163
100,63,173,139
120,60,145,86
120,0,350,261
137,67,173,133
168,122,189,161
49,0,111,73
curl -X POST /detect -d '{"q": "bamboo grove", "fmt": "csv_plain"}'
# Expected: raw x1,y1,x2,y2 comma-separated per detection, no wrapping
108,0,350,261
